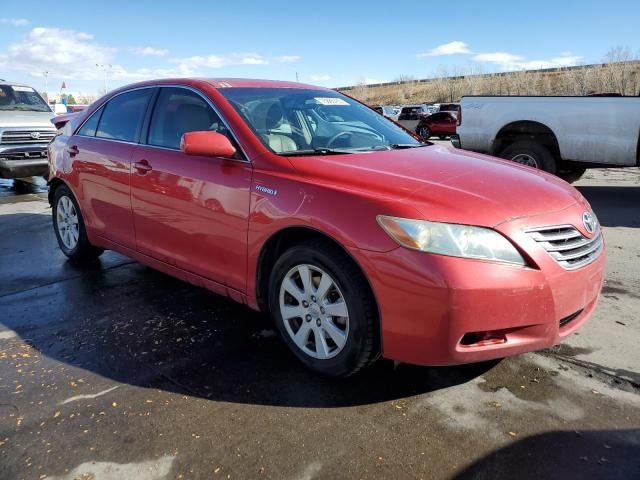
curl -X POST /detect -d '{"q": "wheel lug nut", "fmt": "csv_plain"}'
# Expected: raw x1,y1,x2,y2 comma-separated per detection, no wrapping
316,319,321,327
320,307,325,314
311,296,316,302
305,314,312,322
302,301,308,307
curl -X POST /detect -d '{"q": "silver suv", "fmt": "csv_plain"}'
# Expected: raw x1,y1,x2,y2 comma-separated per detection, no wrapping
0,80,56,179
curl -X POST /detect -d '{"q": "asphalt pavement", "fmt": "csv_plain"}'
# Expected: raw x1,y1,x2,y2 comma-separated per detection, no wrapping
1,165,639,480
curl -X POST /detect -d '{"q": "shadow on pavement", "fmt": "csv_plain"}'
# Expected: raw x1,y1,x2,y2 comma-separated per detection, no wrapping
0,214,497,408
454,429,640,480
577,185,640,228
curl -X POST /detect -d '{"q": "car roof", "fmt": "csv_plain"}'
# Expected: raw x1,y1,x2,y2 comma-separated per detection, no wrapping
108,77,331,93
0,79,33,87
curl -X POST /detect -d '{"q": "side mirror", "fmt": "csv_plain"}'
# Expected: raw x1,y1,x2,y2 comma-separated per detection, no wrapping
180,131,237,159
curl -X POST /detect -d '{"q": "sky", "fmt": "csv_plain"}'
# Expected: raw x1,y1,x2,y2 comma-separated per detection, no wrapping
0,0,639,97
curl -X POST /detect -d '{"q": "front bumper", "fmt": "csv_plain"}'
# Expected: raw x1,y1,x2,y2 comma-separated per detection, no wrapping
0,144,49,178
348,204,606,366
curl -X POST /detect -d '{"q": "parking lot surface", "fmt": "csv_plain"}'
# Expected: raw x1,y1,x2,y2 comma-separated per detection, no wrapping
1,162,639,479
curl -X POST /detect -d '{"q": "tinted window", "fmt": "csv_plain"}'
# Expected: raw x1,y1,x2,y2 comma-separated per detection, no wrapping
77,106,103,137
96,89,152,142
148,87,226,150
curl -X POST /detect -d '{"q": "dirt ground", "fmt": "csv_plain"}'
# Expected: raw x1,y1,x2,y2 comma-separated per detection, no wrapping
0,163,639,480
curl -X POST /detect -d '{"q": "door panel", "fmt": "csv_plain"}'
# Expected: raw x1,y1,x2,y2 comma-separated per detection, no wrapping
130,146,252,291
130,86,252,291
72,137,136,248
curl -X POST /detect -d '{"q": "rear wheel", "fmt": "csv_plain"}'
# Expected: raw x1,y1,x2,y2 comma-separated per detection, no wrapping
417,125,431,140
268,239,379,377
52,185,104,261
500,139,556,174
439,135,447,140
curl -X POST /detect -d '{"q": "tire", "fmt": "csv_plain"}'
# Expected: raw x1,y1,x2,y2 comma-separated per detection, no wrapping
52,185,104,261
556,167,586,184
439,135,447,140
417,125,431,140
500,140,556,174
268,239,379,377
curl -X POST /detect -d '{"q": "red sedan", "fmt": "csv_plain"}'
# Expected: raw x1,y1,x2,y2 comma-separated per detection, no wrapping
48,78,605,376
416,111,457,140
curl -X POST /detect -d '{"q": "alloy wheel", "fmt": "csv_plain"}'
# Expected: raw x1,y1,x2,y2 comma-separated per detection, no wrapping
279,264,349,359
56,195,80,250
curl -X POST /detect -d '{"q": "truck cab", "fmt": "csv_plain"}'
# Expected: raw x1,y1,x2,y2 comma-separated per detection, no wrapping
0,80,57,180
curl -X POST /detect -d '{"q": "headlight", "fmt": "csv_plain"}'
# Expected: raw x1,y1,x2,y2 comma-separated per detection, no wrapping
377,216,526,266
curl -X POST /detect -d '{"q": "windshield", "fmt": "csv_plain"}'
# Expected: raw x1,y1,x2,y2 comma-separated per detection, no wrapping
0,85,51,112
220,87,422,155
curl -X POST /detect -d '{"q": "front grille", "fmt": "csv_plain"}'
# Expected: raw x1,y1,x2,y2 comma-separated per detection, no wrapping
0,150,48,160
559,309,583,328
527,225,603,270
1,130,57,145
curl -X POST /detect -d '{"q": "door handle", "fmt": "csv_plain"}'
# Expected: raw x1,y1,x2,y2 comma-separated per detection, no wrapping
67,145,79,157
133,159,153,174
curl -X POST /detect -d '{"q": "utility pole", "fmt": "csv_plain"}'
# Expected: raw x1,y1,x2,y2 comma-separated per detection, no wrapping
43,71,49,103
96,64,112,94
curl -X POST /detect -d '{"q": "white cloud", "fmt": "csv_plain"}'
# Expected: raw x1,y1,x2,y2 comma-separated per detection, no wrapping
0,18,29,26
418,41,472,57
0,27,195,85
170,53,268,70
0,28,115,79
130,47,169,57
275,55,301,63
473,51,583,70
310,74,331,81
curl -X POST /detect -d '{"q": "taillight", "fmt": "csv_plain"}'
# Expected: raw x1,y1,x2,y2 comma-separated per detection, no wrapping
456,106,462,126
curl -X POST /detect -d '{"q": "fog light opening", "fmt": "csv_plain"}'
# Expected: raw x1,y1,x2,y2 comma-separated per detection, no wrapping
461,330,507,347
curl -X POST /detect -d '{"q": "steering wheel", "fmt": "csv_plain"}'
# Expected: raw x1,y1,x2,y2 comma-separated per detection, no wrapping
326,131,353,148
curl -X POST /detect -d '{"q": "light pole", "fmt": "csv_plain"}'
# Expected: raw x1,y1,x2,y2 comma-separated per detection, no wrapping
42,71,49,103
96,64,112,94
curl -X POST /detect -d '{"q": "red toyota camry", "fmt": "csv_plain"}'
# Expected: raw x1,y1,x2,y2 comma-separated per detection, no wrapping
48,78,605,376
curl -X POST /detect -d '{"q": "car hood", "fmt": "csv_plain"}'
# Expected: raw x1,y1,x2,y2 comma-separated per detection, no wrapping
0,110,56,129
288,144,584,227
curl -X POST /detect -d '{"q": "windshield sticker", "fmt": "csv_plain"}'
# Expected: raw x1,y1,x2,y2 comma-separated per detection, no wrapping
11,86,35,92
314,97,349,106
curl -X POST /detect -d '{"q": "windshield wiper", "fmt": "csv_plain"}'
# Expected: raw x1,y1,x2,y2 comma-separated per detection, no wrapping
279,147,357,156
389,143,431,149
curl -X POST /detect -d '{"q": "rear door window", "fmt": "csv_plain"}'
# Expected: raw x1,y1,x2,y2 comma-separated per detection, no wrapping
96,89,153,142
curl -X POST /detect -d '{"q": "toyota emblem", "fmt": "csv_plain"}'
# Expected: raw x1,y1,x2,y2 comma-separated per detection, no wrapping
30,131,41,140
582,211,597,234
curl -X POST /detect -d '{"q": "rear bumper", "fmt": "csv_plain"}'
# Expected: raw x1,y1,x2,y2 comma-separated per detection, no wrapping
0,144,49,178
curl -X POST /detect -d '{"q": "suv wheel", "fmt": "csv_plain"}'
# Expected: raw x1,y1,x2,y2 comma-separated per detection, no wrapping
268,239,379,377
53,185,104,261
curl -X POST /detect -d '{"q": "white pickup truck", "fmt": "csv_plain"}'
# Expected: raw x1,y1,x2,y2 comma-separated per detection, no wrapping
453,96,640,182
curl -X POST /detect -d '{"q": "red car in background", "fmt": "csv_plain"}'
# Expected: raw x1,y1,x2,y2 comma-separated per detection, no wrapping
47,78,605,377
417,111,458,140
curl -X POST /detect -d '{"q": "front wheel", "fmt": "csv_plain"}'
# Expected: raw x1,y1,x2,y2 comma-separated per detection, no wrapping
52,185,104,261
268,239,379,377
